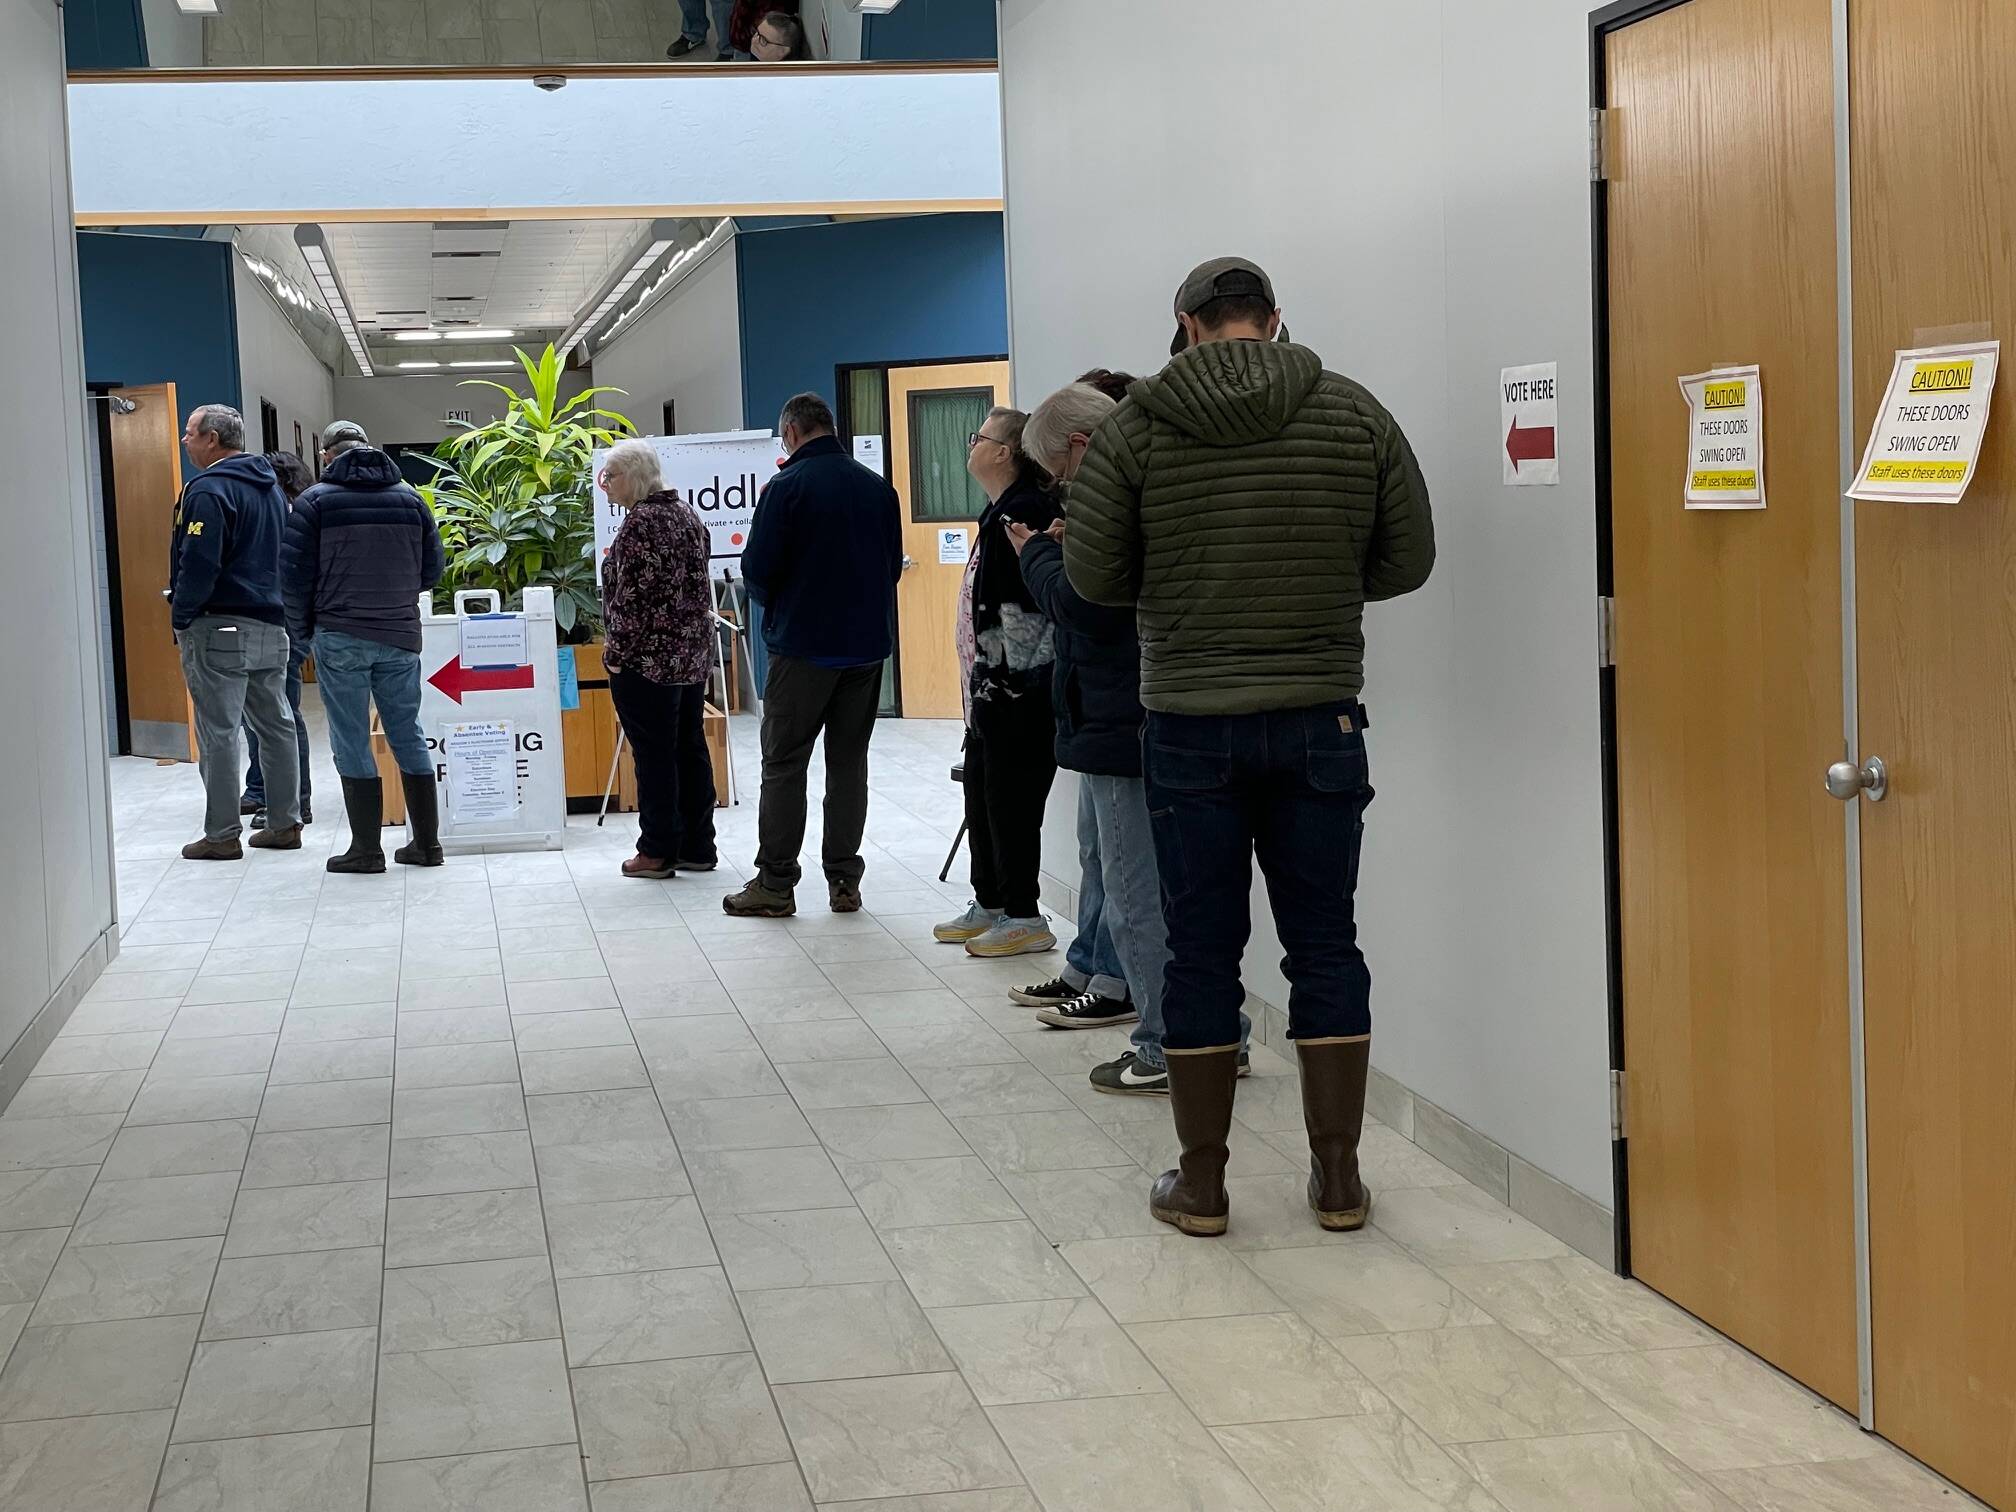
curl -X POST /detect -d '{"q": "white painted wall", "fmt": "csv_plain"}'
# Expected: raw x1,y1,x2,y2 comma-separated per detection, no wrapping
589,239,745,440
0,0,118,1074
234,256,336,463
70,69,1002,223
1001,0,1612,1204
332,369,596,449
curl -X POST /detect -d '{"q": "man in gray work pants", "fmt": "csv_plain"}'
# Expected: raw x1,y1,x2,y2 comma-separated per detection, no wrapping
172,403,301,860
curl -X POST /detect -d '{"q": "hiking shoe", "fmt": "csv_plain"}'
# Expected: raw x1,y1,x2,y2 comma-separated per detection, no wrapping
934,901,1003,943
676,856,719,873
248,825,302,851
965,916,1056,958
1010,975,1077,1008
829,879,863,914
666,34,704,56
723,880,795,918
623,854,675,880
1036,991,1138,1030
1090,1050,1167,1096
1091,1049,1251,1094
182,836,243,862
239,795,261,815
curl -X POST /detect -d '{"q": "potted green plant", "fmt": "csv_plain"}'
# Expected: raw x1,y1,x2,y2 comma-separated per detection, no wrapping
419,342,635,640
419,343,638,807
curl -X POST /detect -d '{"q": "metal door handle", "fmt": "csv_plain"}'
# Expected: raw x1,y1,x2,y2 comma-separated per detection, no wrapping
1824,755,1887,802
901,555,916,571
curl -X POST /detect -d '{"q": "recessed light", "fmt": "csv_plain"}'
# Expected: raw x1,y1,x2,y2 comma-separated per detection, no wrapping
445,329,515,341
393,331,441,342
448,360,515,369
398,360,442,370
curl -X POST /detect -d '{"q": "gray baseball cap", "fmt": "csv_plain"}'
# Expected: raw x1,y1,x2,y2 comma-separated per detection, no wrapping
321,420,369,451
1170,257,1277,355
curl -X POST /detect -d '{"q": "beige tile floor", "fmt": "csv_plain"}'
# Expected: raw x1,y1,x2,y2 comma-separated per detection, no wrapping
0,706,1985,1510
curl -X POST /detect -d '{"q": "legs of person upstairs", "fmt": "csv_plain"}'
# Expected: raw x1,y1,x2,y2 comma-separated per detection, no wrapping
962,693,1058,958
1142,702,1372,1234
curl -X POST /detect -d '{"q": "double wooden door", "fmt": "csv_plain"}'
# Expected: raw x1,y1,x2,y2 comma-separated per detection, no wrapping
1607,1,2016,1502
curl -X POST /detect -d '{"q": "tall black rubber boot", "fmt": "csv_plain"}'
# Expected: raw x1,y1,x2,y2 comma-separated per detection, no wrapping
326,776,386,875
394,772,444,867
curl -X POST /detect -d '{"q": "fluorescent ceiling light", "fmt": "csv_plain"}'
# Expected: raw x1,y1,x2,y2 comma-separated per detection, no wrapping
293,225,373,378
597,220,735,352
398,360,442,370
850,0,902,12
449,360,514,369
393,331,441,342
175,0,219,13
557,221,685,359
445,328,515,341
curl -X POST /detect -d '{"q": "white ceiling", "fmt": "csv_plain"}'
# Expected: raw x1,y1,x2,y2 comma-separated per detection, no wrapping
323,219,654,342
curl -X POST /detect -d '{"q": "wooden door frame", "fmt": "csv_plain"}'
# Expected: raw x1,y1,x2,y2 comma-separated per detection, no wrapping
1589,0,1876,1427
835,352,1010,720
1587,0,1695,1281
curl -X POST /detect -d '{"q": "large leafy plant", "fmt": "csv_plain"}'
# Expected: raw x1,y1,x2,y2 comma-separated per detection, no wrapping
419,343,634,638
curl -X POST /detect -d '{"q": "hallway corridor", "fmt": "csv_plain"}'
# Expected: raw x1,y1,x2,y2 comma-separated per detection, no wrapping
0,714,1975,1511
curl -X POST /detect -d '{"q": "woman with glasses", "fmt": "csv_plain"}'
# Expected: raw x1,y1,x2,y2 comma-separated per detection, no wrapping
934,407,1063,957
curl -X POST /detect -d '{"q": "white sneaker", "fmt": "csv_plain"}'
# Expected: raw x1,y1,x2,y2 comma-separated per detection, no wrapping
934,900,1003,943
965,915,1057,958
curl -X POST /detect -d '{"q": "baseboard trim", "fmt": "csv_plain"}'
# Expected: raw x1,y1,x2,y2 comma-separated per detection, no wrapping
0,922,120,1113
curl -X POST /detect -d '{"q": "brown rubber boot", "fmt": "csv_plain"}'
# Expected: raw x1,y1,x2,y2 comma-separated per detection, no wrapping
1148,1044,1241,1237
1297,1037,1373,1230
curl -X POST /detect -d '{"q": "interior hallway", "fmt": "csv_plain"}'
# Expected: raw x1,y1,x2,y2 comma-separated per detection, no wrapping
0,705,1977,1511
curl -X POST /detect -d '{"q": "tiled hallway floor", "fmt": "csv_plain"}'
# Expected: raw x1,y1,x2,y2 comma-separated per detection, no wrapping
0,708,1981,1510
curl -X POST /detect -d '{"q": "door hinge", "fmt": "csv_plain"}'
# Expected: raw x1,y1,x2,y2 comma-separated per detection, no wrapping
1610,1069,1628,1140
1597,595,1616,669
1590,107,1610,182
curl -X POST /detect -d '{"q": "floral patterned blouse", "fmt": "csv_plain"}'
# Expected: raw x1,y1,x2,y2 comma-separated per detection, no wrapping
601,490,714,686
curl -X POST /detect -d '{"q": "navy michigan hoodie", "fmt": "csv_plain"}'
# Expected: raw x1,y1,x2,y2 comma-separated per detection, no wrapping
169,451,289,632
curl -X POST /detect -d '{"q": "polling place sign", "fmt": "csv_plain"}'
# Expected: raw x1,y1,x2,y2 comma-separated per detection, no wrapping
1849,340,2001,504
593,429,782,581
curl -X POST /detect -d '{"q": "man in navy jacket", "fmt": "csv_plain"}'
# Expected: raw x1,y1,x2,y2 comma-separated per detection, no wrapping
725,391,902,916
172,403,302,860
282,421,445,875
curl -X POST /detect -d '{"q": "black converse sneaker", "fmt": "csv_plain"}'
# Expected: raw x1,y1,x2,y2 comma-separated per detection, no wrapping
1009,975,1077,1008
1035,992,1139,1030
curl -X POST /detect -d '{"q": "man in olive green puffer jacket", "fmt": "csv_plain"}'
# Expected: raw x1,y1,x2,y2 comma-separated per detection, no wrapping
1064,256,1434,1242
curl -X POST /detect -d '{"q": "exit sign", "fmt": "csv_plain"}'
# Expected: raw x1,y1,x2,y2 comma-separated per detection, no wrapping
446,409,474,426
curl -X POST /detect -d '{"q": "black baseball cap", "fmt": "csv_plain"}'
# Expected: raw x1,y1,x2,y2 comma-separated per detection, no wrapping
1170,256,1277,356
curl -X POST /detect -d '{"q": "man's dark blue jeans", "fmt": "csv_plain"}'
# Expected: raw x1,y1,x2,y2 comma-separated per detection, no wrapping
1143,701,1373,1051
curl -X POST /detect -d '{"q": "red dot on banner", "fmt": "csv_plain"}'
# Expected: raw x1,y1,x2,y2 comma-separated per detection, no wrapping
732,532,744,545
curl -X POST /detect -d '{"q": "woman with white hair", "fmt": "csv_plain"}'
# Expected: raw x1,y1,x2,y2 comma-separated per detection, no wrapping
1007,380,1251,1094
598,438,719,880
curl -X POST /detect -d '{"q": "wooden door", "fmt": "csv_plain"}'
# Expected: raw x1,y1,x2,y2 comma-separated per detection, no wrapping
888,360,1010,720
109,382,188,758
1851,4,2016,1501
1607,0,1858,1407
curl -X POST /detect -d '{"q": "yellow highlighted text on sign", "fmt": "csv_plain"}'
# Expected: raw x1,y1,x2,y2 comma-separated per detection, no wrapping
1690,469,1760,492
1909,360,1975,393
1865,459,1969,483
1702,381,1747,409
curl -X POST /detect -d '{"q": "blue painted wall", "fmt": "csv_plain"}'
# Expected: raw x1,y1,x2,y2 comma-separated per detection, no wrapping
65,0,148,67
77,232,241,418
862,0,997,61
735,213,1007,430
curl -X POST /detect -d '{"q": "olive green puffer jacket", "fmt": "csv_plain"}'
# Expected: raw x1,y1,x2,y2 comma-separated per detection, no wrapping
1064,339,1434,715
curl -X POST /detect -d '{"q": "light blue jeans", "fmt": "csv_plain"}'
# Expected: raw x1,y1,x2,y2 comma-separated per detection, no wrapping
678,0,733,48
313,629,430,781
1064,781,1129,1001
1078,772,1248,1071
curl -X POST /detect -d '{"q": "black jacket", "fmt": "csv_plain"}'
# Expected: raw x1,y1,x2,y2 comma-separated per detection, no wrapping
740,434,902,666
281,446,444,653
169,451,289,631
1018,530,1145,776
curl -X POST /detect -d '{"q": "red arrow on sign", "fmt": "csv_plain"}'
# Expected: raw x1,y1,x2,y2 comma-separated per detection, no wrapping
428,655,535,704
1506,416,1557,472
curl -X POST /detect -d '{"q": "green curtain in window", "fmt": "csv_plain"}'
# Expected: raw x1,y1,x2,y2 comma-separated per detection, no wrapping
909,389,991,522
849,369,886,439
